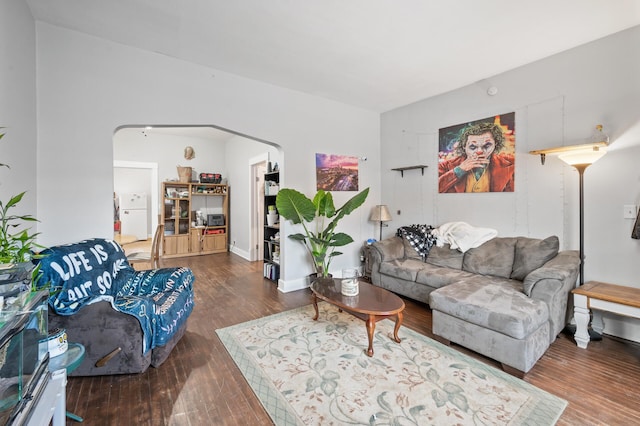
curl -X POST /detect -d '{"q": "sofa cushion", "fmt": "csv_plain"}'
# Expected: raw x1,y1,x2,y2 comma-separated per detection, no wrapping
415,264,476,289
429,280,549,340
462,237,517,279
425,244,464,270
510,236,559,281
378,258,423,282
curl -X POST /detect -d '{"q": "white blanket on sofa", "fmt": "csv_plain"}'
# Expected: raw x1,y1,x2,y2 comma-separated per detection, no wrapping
432,222,498,253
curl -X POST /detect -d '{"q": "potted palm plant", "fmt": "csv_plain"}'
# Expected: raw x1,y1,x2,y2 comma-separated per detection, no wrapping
275,187,369,281
0,191,41,268
0,129,44,291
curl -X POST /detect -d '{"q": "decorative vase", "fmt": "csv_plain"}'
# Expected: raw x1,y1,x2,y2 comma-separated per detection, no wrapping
266,212,278,227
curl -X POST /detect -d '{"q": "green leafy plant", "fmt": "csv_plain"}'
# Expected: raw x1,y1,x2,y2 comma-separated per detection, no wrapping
0,191,42,266
0,128,45,274
276,187,369,278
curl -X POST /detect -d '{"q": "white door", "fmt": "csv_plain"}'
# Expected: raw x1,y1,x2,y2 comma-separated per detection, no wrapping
119,193,147,210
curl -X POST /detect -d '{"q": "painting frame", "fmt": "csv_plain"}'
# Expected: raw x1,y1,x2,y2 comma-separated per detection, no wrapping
438,112,515,193
315,153,359,192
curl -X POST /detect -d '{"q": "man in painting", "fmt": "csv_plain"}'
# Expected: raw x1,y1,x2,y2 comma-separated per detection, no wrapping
438,121,514,193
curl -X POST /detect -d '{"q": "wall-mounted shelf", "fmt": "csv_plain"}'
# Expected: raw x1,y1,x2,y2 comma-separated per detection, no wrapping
529,141,608,165
391,165,428,177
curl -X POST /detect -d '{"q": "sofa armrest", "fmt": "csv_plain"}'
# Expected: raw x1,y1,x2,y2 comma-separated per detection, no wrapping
523,250,580,296
371,237,404,263
524,251,580,339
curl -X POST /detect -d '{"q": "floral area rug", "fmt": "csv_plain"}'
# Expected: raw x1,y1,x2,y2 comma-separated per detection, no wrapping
216,303,566,425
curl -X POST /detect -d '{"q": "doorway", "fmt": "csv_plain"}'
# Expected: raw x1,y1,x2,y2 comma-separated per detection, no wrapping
113,125,281,264
249,154,269,261
113,160,159,241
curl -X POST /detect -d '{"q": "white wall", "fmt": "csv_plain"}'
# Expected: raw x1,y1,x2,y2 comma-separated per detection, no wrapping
33,22,381,292
0,1,37,219
382,25,640,341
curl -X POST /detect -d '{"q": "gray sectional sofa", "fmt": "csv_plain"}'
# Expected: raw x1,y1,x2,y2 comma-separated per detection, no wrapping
369,235,580,375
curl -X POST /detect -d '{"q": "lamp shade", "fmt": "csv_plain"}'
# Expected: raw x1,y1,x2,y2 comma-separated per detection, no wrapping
557,147,606,166
370,205,392,222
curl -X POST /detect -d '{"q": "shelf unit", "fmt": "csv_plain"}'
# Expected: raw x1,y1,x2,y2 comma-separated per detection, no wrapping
263,170,280,281
162,182,229,258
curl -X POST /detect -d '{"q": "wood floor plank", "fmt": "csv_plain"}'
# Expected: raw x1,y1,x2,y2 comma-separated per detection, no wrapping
62,252,640,425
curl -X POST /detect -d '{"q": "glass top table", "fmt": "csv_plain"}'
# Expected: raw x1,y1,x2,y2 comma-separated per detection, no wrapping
49,343,85,373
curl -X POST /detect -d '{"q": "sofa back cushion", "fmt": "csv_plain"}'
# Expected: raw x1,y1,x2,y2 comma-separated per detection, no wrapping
462,237,517,279
425,244,464,270
36,238,135,315
510,236,559,280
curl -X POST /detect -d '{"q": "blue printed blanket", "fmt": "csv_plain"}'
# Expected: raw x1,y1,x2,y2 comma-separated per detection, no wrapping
36,238,195,354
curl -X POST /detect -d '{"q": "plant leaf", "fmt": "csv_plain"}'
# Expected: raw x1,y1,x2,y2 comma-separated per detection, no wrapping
275,189,315,224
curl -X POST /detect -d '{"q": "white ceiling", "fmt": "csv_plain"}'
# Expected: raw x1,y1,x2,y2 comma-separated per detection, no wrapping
26,0,640,113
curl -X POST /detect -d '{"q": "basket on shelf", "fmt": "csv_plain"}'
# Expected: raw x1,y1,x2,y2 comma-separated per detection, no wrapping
177,166,192,183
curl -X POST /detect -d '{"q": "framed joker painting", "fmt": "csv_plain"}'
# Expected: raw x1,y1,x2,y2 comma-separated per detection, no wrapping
438,112,515,193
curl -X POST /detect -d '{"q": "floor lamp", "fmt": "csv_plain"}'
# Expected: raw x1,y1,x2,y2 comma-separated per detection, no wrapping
556,147,606,286
370,205,392,241
530,127,608,339
557,145,607,339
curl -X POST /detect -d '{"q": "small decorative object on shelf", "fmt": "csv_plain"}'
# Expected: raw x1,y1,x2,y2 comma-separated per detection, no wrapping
590,124,609,144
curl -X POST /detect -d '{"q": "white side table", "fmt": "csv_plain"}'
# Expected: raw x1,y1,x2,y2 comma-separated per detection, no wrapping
572,281,640,349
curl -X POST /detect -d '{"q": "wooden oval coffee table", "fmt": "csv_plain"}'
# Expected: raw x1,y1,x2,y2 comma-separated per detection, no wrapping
310,278,405,357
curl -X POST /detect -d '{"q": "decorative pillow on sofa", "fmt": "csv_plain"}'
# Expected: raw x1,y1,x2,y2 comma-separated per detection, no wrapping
462,237,517,279
425,244,464,270
510,236,559,281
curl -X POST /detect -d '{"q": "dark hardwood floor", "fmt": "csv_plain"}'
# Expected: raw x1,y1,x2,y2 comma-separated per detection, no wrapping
65,252,640,425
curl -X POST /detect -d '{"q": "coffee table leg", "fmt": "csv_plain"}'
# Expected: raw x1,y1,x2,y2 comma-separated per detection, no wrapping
392,311,403,343
366,315,375,357
312,294,319,321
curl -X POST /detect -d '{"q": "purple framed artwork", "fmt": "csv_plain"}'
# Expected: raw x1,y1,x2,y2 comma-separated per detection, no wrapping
316,153,359,191
438,112,515,193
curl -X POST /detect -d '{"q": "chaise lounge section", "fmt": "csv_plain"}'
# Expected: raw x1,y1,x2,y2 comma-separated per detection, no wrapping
370,234,580,375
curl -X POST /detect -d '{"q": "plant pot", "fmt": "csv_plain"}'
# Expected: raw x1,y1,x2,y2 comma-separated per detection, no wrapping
266,212,278,227
307,273,333,287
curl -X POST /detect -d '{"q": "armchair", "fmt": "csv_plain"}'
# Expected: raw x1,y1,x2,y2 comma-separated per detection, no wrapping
35,238,195,376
